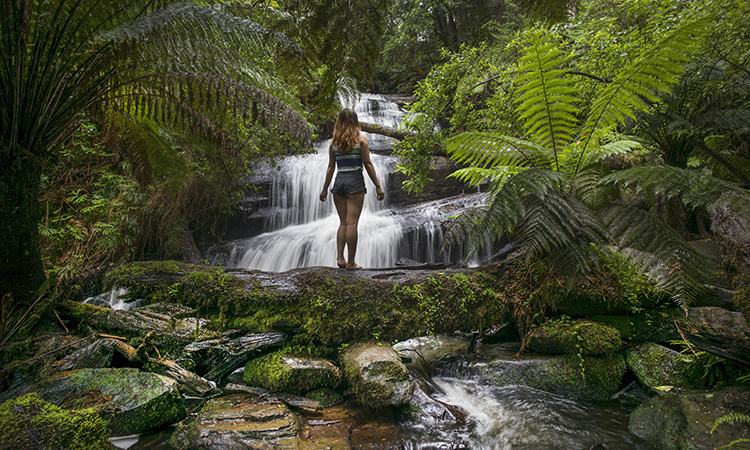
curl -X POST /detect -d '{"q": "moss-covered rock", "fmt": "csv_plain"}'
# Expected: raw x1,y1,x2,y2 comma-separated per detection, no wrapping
628,388,750,450
480,353,627,402
528,318,622,356
0,392,113,449
591,309,682,345
99,262,510,347
243,353,341,395
6,368,186,435
340,342,413,408
625,343,699,394
306,388,344,408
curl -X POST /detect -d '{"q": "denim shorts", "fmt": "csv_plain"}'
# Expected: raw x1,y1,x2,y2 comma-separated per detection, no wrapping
331,170,367,198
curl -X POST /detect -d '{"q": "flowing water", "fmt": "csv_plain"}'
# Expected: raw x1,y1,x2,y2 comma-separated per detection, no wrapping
396,336,649,450
206,93,489,271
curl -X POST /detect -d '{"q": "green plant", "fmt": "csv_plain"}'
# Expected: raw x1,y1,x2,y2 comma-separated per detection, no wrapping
441,15,721,306
711,413,750,450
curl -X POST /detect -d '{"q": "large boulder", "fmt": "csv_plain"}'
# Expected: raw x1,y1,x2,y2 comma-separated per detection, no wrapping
340,342,413,408
591,309,681,344
629,388,750,450
168,393,299,449
478,353,627,402
2,368,186,435
528,319,622,356
0,392,114,449
243,352,342,395
680,307,750,368
625,343,699,394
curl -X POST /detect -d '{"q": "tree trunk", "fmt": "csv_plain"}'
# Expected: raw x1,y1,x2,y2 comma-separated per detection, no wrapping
0,152,47,305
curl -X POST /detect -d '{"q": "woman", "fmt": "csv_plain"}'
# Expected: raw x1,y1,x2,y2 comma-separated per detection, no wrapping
320,109,385,269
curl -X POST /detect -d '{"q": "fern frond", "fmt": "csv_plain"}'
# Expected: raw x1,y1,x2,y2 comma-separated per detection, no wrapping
711,413,750,434
515,29,581,161
601,204,715,306
517,190,609,261
571,164,619,211
601,165,746,210
578,15,711,171
120,72,311,151
447,132,552,170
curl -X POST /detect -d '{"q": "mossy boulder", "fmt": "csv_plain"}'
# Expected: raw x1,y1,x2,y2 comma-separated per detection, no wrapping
9,368,186,435
629,388,750,450
340,342,413,408
591,309,681,344
243,353,341,395
625,343,699,394
98,261,510,347
0,392,113,449
479,353,627,402
169,394,299,449
528,318,622,356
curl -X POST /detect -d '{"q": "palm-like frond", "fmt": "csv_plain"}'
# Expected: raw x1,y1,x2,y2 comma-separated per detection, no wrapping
571,163,619,211
578,14,711,171
601,165,748,211
601,204,715,306
447,132,552,171
514,29,580,166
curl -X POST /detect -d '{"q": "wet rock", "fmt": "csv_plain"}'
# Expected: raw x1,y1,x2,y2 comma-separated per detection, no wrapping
680,307,750,368
243,353,342,395
168,393,299,449
340,342,413,408
62,300,218,351
480,353,627,402
387,157,466,207
625,343,699,394
53,339,116,373
628,388,750,450
528,319,622,356
224,383,322,412
710,191,750,266
404,376,468,426
0,392,114,449
182,331,288,382
3,368,186,435
300,404,403,450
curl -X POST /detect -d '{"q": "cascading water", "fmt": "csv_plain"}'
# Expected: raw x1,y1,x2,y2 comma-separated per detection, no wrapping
207,93,477,271
395,336,650,450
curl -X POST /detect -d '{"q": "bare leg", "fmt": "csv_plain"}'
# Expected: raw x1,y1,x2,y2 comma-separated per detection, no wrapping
345,191,365,269
333,194,348,268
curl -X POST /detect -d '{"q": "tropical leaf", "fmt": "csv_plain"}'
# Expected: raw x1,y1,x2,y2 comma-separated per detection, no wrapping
447,132,552,170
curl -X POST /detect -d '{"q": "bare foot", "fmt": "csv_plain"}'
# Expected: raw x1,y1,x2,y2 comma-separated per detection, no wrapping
337,260,347,269
346,263,363,270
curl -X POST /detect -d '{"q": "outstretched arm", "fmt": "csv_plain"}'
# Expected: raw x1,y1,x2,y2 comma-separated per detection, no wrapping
320,143,336,202
360,135,385,201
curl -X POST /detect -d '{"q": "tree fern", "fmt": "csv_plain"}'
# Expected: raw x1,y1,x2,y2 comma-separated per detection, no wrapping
600,204,715,306
514,28,580,169
577,14,711,172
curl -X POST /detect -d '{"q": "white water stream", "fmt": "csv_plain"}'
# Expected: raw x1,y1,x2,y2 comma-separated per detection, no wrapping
209,93,462,271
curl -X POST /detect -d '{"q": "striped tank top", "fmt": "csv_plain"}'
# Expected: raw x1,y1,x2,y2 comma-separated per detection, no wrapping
333,143,362,172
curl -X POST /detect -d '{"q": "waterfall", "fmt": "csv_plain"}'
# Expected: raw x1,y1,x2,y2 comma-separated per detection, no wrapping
215,94,406,272
207,94,494,272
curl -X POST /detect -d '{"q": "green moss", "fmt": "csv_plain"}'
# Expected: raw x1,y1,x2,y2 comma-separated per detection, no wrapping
306,388,344,408
533,317,621,356
243,352,341,395
0,393,111,449
592,309,681,344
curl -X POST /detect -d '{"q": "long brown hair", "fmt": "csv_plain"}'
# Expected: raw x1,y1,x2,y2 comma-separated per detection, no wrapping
331,109,360,153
